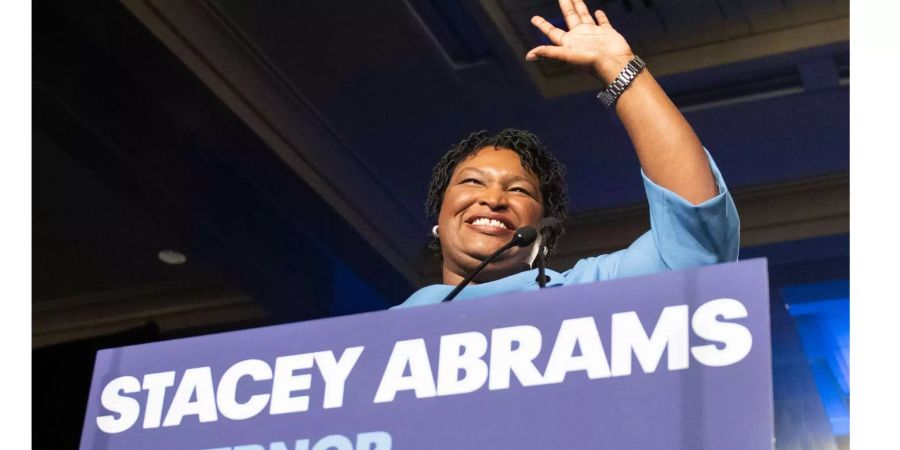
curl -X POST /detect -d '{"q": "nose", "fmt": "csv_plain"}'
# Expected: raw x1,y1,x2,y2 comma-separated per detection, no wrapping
478,185,508,210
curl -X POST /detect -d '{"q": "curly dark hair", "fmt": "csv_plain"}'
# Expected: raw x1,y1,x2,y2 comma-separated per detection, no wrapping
425,128,568,258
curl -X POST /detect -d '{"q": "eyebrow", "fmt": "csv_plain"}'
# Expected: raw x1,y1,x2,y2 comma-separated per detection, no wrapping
457,167,537,185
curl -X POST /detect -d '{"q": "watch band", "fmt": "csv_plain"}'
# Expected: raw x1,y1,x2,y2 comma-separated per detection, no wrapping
596,55,646,108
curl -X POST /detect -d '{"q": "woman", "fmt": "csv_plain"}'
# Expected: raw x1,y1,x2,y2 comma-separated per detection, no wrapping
397,0,739,307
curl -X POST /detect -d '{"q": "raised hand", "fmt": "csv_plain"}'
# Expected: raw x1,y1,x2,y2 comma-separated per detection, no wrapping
525,0,634,83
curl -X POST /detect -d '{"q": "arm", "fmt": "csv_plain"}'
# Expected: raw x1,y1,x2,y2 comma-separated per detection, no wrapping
563,153,739,283
527,1,739,281
526,0,717,205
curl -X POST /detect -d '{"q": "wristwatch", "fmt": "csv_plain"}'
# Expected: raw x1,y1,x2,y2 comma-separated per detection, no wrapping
596,55,646,108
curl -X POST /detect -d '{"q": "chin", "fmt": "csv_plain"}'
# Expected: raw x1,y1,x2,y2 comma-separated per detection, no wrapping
473,259,531,283
468,249,528,272
463,243,510,262
464,235,511,255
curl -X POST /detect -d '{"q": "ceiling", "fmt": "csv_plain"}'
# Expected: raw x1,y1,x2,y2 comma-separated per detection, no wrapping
33,0,849,343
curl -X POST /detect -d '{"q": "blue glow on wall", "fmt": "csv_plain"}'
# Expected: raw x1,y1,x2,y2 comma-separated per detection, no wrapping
782,280,850,436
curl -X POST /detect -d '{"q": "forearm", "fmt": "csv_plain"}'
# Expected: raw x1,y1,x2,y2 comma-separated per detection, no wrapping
598,58,718,205
525,1,720,205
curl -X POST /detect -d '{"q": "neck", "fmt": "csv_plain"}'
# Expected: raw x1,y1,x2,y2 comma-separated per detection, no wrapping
441,268,466,286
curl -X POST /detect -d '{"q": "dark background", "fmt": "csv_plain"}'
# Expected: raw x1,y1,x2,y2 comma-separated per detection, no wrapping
33,0,849,448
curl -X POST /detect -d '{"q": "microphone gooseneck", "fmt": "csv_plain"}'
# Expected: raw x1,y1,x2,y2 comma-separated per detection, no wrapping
442,226,538,303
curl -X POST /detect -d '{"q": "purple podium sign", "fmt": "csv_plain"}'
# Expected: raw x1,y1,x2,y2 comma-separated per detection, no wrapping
80,259,772,450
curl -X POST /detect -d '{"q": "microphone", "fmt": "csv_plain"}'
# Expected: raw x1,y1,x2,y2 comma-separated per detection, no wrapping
441,226,538,302
510,226,539,247
536,217,561,288
539,217,561,236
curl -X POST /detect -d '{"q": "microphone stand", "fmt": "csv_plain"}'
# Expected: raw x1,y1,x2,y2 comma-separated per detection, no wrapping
442,226,537,303
536,243,550,288
535,217,560,288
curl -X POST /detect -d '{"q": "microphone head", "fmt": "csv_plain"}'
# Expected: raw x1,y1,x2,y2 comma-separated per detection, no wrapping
511,226,538,247
539,217,561,235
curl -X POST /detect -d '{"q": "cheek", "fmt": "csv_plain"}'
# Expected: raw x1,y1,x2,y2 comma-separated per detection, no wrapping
521,200,544,224
435,201,461,238
438,188,473,220
436,197,455,224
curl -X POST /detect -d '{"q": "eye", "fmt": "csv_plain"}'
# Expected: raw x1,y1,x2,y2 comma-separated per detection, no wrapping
510,187,533,196
461,178,483,185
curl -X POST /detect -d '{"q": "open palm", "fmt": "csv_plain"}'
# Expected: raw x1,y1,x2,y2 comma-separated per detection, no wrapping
525,0,633,82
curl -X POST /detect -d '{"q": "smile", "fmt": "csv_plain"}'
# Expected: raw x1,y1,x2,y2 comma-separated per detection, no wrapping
465,214,515,235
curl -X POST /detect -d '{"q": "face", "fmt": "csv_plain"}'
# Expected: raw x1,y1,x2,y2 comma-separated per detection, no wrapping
438,147,544,284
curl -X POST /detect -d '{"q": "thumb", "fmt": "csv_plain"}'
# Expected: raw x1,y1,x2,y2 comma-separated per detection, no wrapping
525,45,571,62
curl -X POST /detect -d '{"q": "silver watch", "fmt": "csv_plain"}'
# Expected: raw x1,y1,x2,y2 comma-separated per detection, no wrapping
596,55,646,108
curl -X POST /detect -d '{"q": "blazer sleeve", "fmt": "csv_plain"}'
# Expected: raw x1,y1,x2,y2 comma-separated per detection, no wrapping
563,148,740,284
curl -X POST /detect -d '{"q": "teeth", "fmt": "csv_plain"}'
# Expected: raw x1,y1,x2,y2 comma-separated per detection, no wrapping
472,217,508,229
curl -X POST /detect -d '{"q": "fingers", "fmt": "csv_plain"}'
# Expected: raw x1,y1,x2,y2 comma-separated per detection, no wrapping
573,0,595,24
530,16,566,45
525,45,569,62
594,9,610,27
558,0,583,30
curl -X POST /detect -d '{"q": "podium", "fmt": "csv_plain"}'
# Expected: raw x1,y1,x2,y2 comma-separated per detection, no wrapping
80,259,773,450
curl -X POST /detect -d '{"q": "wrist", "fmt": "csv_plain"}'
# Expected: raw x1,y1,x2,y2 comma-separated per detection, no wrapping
595,55,647,108
594,54,635,84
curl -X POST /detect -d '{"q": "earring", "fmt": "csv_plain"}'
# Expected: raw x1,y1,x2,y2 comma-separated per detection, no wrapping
432,225,439,238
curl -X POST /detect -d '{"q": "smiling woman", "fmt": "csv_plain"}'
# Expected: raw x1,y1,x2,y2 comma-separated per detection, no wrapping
427,130,567,286
395,0,740,308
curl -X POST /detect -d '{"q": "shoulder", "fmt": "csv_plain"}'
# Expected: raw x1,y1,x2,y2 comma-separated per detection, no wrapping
393,284,451,309
561,231,671,284
561,252,620,284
